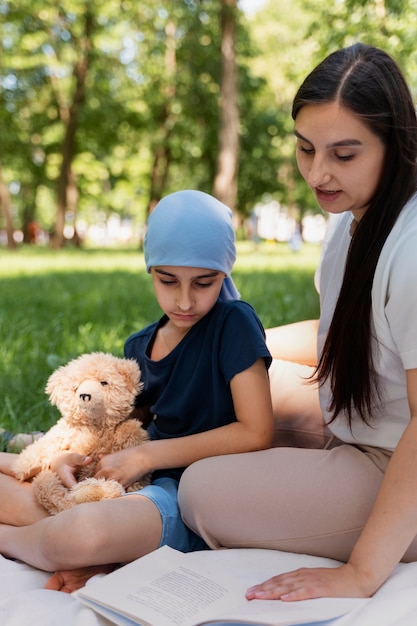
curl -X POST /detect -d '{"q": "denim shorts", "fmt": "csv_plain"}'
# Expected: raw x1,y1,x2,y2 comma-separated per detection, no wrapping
127,476,208,553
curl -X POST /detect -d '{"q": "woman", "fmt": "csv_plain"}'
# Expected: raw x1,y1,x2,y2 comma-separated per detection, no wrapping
179,43,417,600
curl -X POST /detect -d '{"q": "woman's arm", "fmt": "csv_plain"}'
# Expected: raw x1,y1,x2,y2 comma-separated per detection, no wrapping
266,320,319,366
246,367,417,601
343,367,417,591
94,357,274,487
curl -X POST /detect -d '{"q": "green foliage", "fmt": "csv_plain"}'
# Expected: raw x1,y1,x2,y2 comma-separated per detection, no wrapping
0,243,320,432
241,0,417,213
0,0,313,235
241,0,320,215
301,0,417,96
3,0,417,236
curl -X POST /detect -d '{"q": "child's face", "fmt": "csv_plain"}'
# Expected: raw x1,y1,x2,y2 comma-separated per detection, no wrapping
151,266,226,331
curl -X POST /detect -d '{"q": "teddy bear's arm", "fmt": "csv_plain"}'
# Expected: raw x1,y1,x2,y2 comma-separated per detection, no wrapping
111,419,149,451
11,420,85,481
128,405,153,429
12,435,64,480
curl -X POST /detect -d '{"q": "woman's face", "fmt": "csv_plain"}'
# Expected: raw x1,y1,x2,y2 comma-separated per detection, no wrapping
295,101,385,222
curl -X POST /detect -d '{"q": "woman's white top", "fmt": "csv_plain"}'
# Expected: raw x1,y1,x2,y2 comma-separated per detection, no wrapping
316,193,417,449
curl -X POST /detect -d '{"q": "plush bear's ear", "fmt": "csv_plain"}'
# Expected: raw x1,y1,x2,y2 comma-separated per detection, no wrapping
45,360,79,408
45,367,66,407
120,358,143,394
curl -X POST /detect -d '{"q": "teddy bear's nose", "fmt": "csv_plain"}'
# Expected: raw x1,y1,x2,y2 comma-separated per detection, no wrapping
80,393,92,402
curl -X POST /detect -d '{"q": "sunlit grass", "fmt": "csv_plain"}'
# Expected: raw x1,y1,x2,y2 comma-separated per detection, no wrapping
0,242,320,432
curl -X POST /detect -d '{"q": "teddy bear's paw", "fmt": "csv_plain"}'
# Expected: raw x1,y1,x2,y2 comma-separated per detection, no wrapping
32,470,71,515
126,473,152,492
12,467,35,482
11,456,43,482
67,477,125,505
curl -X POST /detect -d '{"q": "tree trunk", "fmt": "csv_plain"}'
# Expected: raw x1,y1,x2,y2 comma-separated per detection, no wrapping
50,9,93,248
0,165,16,249
147,21,177,217
148,144,172,215
213,0,239,212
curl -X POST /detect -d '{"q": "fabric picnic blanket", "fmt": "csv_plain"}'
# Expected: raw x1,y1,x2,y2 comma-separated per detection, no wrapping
1,550,417,626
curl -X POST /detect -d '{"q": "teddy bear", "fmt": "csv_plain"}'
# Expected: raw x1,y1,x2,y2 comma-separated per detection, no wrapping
12,352,151,515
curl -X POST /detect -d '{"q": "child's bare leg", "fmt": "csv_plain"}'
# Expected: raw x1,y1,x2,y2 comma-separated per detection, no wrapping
0,494,162,588
44,564,119,593
0,451,18,475
0,471,49,525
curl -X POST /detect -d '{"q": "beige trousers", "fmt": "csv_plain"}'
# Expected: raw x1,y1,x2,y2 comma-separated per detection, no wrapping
179,360,417,563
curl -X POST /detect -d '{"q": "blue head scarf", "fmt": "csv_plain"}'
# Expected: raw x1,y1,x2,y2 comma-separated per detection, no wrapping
144,190,240,301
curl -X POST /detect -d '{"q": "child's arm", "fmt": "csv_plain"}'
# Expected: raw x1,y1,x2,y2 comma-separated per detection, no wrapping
94,357,274,488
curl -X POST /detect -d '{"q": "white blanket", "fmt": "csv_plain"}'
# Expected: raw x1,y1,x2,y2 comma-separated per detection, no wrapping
1,551,417,626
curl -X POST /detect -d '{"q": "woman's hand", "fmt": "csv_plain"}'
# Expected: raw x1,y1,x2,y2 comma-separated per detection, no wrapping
50,451,92,488
246,563,373,602
94,445,152,488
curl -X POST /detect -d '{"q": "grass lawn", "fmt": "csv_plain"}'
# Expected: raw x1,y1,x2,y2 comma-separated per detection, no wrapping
0,241,320,434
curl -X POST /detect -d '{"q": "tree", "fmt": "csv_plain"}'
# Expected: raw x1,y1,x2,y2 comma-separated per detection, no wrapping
0,165,16,249
238,0,317,219
1,0,277,240
147,19,177,214
213,0,239,211
51,5,94,247
4,0,417,246
241,0,417,225
0,1,149,244
0,31,16,249
135,0,226,217
303,0,417,85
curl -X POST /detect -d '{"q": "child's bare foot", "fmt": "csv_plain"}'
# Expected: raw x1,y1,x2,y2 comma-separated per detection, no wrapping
44,563,118,593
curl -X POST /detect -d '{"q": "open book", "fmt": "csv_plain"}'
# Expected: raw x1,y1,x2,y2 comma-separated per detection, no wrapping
74,546,369,626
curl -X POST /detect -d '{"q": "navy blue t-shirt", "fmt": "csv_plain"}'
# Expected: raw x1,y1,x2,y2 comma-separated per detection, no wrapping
124,299,272,480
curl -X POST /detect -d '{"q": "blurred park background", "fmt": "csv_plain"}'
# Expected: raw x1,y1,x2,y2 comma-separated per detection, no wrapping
1,0,416,248
1,0,417,433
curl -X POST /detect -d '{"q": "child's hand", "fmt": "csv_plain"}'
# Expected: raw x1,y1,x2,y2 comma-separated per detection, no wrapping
94,445,151,488
50,451,92,488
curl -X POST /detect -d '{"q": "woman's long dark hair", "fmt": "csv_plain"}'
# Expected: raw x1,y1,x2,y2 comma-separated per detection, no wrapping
292,44,417,425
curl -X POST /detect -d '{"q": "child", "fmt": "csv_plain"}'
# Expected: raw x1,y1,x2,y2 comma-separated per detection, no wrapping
0,189,274,592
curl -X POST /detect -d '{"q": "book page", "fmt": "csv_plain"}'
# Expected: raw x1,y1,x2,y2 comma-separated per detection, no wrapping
76,547,240,626
75,546,369,626
120,565,229,623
